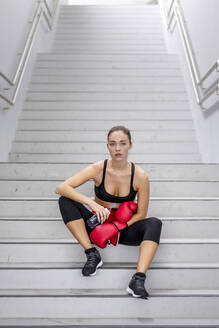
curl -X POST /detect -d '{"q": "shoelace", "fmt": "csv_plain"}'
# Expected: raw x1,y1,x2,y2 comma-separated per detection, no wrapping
134,275,147,292
86,251,99,267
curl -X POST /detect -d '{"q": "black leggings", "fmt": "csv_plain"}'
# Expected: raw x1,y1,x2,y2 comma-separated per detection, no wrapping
58,196,162,246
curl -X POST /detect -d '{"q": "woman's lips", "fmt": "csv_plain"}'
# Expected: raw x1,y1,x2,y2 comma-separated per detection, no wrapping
115,154,122,156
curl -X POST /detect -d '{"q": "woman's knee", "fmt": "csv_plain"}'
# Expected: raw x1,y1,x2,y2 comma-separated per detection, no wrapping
146,217,162,229
58,196,84,225
142,217,162,244
58,195,80,208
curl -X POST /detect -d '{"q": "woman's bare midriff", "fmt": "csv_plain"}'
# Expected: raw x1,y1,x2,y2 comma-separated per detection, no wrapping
94,195,121,209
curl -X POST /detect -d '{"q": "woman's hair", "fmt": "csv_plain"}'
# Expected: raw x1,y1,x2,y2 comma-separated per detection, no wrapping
107,125,132,144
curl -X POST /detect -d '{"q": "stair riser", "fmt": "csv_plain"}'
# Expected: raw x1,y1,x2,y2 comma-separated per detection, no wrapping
20,110,191,120
1,244,219,263
28,84,185,92
52,48,167,53
33,62,180,69
30,76,185,84
23,101,190,110
14,130,196,142
25,92,187,101
0,268,218,289
54,34,165,40
36,54,177,61
1,164,217,180
0,199,218,217
0,221,219,239
56,27,163,33
32,68,181,77
17,121,194,130
0,180,218,197
11,142,199,154
53,39,165,45
0,297,218,318
8,153,202,163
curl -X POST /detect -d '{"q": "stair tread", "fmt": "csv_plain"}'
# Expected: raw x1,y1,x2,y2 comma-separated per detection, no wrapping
0,317,219,326
1,288,219,297
0,237,219,244
0,261,219,269
1,216,219,221
1,196,219,200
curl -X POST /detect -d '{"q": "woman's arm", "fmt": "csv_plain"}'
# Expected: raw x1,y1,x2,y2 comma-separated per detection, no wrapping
126,170,150,227
55,163,98,206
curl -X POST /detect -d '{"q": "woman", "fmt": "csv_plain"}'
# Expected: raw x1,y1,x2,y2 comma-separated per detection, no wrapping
57,125,162,300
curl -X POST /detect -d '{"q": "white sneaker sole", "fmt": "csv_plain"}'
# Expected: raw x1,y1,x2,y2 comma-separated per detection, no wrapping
88,259,103,276
126,286,142,297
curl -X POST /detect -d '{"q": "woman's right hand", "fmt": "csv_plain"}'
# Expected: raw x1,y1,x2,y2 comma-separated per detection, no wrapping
88,201,110,224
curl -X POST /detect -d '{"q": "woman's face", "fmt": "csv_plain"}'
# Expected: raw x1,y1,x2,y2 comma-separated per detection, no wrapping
107,131,132,160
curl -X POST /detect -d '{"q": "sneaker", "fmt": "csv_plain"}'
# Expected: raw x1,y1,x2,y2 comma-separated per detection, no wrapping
82,247,103,276
126,272,149,299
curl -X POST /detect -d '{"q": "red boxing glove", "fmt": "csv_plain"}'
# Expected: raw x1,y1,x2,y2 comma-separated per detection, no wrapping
90,219,128,249
115,201,138,223
109,201,138,246
109,220,128,246
90,222,120,249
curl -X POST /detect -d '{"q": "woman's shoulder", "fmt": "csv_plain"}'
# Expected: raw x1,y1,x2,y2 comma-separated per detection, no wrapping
92,160,105,174
134,163,149,180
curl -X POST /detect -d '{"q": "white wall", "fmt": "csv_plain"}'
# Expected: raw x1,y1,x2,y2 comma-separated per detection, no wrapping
0,0,62,162
160,0,219,163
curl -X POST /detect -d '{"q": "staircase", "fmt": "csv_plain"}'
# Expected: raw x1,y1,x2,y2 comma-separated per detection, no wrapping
1,3,219,327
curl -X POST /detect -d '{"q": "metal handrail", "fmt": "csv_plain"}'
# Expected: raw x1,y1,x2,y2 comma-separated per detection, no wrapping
159,0,219,110
0,0,59,109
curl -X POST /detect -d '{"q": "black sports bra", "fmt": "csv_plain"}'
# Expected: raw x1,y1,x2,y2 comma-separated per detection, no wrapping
94,159,137,203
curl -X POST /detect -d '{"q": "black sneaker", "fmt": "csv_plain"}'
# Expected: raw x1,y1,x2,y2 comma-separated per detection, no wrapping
126,272,150,299
82,247,103,276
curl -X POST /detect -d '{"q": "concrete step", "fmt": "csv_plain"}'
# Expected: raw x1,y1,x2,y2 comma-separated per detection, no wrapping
0,317,219,327
31,67,183,77
55,28,163,33
51,47,167,53
59,5,161,11
14,130,196,142
16,120,195,130
1,241,219,263
25,91,186,101
53,38,165,44
52,42,166,52
52,40,166,47
59,10,161,15
19,110,191,120
0,180,218,197
8,153,202,163
0,198,218,217
36,53,180,61
58,15,162,20
1,163,218,180
54,34,165,41
1,261,219,269
30,75,185,84
0,289,219,318
0,266,219,289
23,100,190,110
0,219,219,239
10,141,199,154
56,19,163,25
28,84,186,92
33,61,180,70
56,26,163,34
